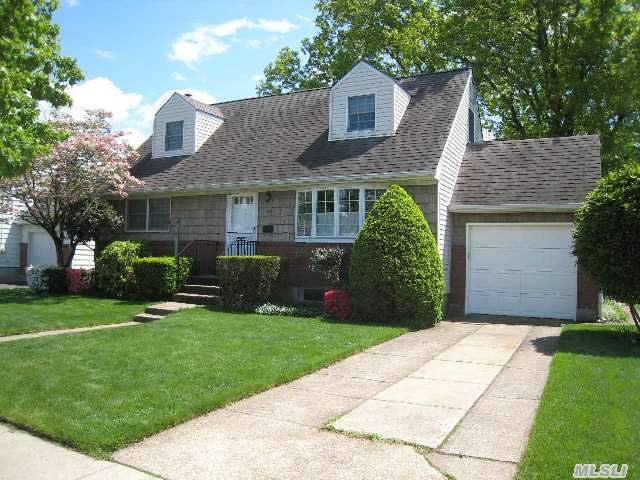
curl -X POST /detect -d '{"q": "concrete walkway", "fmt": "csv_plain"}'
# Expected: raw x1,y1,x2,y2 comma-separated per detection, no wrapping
0,321,141,343
0,424,155,480
113,316,560,480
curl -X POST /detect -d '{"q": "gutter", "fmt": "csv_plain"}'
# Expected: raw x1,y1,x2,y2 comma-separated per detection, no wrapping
448,203,582,213
122,170,438,198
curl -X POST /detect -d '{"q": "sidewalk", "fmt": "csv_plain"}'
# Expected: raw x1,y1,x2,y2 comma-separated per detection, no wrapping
0,424,155,480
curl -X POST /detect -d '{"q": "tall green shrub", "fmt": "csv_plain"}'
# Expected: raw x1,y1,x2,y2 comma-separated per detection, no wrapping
217,256,281,309
95,241,149,297
349,185,444,327
132,256,193,298
573,164,640,332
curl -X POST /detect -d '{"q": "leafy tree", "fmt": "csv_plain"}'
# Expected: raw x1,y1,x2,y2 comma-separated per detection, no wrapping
0,111,142,267
349,185,444,327
0,0,83,176
62,198,123,266
573,164,640,333
257,0,639,170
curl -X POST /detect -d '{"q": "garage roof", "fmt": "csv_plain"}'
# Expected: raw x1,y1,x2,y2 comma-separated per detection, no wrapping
450,135,601,210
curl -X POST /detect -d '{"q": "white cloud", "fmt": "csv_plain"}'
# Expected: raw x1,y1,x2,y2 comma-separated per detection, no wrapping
67,77,142,122
120,128,147,149
171,72,187,81
93,48,116,59
251,74,265,83
255,19,298,33
296,14,312,24
66,0,79,7
168,29,228,68
245,39,262,49
168,17,298,67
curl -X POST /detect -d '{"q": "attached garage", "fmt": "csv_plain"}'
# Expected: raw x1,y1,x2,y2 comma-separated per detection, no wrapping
447,136,602,322
465,223,577,320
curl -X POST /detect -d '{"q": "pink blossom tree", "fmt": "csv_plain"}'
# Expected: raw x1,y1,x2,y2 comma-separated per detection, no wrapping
0,110,143,267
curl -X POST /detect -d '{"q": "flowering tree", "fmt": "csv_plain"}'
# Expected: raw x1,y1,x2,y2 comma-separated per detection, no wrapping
0,110,143,267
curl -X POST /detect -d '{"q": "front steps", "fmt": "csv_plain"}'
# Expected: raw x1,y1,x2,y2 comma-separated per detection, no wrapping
132,276,222,322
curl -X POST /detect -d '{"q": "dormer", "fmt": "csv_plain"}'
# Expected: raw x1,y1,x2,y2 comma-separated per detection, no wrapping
151,92,224,159
328,61,410,142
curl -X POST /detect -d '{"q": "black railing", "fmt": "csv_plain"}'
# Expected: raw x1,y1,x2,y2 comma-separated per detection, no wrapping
225,233,256,256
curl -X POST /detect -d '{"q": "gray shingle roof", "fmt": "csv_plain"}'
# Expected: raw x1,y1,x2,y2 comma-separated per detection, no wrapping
131,69,471,193
179,93,225,118
451,135,601,208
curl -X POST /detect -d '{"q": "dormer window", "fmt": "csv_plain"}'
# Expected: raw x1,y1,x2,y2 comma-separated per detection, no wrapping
165,120,184,151
348,94,375,131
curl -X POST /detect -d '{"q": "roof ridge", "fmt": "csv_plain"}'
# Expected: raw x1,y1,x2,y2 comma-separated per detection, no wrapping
212,67,472,106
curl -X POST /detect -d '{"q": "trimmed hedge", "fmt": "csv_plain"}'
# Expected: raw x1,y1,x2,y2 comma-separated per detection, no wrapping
217,256,281,309
349,184,445,328
44,267,68,294
95,241,150,298
132,256,193,298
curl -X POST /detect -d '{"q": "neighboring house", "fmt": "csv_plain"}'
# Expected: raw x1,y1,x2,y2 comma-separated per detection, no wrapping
0,201,94,282
105,61,601,321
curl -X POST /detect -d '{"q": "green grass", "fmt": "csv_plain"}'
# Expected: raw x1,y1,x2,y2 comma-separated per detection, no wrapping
0,308,407,457
0,289,151,336
516,324,640,479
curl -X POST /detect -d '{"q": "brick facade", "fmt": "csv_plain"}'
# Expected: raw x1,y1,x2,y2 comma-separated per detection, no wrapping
448,212,599,321
106,184,438,291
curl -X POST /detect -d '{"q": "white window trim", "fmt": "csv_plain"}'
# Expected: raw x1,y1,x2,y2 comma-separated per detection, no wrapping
165,120,184,152
125,198,172,233
346,93,376,133
295,185,386,243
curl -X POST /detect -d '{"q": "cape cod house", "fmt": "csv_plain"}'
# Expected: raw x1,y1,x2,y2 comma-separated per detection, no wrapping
101,61,601,321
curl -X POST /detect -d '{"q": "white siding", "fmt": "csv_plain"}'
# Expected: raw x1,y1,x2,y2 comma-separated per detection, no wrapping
0,199,25,270
435,73,480,292
152,94,197,159
195,110,224,152
329,62,409,141
71,241,95,269
393,82,411,132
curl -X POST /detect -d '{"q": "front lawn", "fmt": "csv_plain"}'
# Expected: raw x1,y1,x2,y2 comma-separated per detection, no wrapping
0,289,151,336
516,324,640,479
0,308,406,457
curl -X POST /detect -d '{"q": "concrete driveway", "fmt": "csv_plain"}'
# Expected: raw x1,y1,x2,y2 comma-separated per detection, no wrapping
113,315,561,480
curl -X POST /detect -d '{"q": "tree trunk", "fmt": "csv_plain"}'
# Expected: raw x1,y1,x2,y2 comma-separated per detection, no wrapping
53,238,65,267
629,304,640,335
65,243,78,268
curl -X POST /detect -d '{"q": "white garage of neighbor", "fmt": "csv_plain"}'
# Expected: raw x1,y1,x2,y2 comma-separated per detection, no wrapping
465,223,577,320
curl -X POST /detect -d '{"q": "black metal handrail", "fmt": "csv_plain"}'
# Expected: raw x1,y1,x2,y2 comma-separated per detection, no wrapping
226,233,256,256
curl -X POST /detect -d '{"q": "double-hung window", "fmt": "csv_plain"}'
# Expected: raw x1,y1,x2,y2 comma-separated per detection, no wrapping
165,120,184,151
126,198,171,231
348,94,375,131
296,186,386,240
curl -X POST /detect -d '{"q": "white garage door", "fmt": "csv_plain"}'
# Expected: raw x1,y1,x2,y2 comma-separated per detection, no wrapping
28,231,57,266
466,224,577,320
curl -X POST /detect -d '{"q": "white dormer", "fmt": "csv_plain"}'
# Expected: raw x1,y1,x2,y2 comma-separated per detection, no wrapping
328,61,410,142
151,92,224,159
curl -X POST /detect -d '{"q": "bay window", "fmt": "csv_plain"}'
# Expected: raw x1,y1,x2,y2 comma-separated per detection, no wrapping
295,186,386,240
126,198,171,232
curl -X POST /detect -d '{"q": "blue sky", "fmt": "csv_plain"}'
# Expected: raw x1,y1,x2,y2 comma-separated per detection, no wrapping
53,0,317,146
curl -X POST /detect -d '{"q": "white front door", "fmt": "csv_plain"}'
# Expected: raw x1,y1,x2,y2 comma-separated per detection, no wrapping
28,231,57,266
226,193,257,254
466,223,577,320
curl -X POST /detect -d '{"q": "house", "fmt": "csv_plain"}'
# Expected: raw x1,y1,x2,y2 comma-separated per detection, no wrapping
0,201,95,282
105,61,601,321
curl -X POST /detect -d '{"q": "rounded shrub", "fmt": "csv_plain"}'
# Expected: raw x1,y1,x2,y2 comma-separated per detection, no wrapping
573,163,640,331
349,184,444,327
95,240,150,298
132,256,193,298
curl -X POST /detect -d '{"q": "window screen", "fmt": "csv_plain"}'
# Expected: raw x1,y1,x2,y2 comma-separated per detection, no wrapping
165,120,184,151
348,94,375,131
